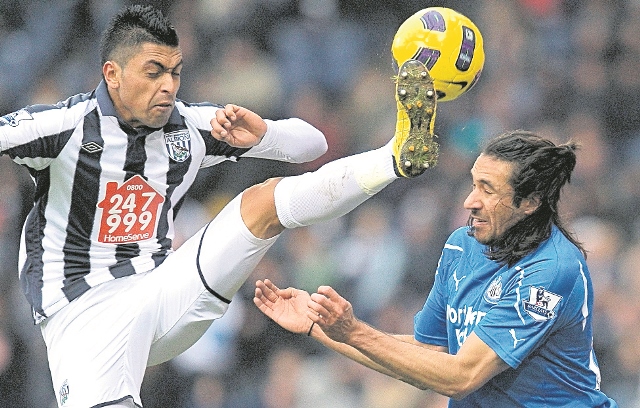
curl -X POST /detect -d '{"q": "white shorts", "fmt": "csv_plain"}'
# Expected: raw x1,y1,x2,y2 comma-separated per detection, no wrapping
40,194,278,408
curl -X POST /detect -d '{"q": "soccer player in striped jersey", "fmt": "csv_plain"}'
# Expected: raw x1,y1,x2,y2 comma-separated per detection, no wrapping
0,4,431,408
255,131,619,407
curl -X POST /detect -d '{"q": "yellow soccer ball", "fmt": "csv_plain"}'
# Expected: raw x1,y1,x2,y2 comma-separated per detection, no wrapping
392,7,485,102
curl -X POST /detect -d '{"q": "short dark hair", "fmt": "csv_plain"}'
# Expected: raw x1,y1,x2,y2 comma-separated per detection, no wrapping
470,130,585,266
99,4,179,66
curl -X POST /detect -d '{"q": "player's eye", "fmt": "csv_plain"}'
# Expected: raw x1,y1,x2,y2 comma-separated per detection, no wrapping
472,182,493,195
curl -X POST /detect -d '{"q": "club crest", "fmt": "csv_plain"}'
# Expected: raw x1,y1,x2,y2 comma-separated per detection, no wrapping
484,276,502,304
523,286,562,322
164,130,191,162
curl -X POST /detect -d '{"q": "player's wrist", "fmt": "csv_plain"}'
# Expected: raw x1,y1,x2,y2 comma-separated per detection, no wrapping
307,321,315,337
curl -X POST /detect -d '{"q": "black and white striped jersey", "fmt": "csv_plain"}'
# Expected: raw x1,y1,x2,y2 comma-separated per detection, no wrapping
0,81,326,323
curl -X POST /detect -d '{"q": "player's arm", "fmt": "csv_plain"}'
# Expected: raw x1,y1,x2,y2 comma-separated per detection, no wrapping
309,286,510,399
0,107,68,168
254,280,449,386
248,117,328,163
210,104,327,163
309,326,450,385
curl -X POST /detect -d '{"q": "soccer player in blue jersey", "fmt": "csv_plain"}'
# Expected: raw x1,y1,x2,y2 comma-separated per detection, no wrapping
254,131,618,407
0,4,439,407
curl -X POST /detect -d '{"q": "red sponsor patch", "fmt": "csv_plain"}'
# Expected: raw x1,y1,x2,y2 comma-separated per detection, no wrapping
97,175,165,243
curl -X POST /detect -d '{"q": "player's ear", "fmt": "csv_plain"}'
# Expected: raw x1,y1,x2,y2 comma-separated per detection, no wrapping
520,194,541,215
103,61,121,88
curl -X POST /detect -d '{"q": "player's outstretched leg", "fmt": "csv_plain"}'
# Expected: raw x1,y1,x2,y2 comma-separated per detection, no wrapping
193,62,440,314
393,59,438,177
242,61,440,238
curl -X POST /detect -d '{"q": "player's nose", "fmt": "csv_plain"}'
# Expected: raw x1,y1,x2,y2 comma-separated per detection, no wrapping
463,189,481,210
160,72,179,96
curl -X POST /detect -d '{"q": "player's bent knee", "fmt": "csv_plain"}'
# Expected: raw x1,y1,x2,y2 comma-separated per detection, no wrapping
241,177,285,239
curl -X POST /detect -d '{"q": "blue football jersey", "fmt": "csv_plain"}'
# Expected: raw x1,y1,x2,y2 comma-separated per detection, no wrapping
414,226,617,407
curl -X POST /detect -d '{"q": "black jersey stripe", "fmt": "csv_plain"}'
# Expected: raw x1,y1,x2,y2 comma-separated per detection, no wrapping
5,128,76,160
199,128,250,158
61,108,103,301
107,129,150,278
109,258,137,279
155,119,192,257
19,167,51,318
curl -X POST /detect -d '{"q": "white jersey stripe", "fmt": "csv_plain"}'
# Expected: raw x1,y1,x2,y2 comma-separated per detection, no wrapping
62,108,103,300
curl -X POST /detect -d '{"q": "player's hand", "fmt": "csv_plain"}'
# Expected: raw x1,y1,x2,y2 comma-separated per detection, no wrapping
211,104,268,148
308,285,359,344
254,279,314,335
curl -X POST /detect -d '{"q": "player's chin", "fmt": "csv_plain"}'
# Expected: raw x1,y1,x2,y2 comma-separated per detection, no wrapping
470,228,492,245
145,112,172,128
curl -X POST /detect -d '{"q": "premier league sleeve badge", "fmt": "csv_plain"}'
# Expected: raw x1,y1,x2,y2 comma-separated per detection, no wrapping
523,286,562,322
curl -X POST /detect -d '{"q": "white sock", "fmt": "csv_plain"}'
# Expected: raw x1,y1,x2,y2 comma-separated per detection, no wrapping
274,143,398,228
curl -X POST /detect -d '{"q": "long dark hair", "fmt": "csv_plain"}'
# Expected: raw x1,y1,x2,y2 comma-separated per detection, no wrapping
469,130,585,266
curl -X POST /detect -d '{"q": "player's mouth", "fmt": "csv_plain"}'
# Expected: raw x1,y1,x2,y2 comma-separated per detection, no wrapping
470,216,488,228
153,101,174,111
468,216,491,242
152,101,175,111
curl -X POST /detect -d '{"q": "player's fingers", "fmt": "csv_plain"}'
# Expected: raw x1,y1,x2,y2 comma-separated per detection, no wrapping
264,278,280,292
252,296,262,308
267,279,293,299
253,283,269,303
253,288,270,310
254,280,267,296
306,307,329,324
316,285,342,302
210,113,229,138
253,297,275,316
223,104,237,122
308,293,334,319
253,288,264,304
215,106,231,124
312,288,352,318
257,280,280,302
306,309,322,323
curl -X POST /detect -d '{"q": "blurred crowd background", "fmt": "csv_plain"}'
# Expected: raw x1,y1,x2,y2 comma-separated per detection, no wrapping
1,0,639,406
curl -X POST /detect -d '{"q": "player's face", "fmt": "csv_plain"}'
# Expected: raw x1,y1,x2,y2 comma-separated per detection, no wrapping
105,43,183,129
463,154,536,245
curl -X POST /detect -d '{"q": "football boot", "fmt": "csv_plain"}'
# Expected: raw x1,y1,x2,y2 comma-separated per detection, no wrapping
392,59,438,178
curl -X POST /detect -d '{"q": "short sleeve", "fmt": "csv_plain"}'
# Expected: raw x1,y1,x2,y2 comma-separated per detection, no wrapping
414,237,466,347
473,261,585,368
